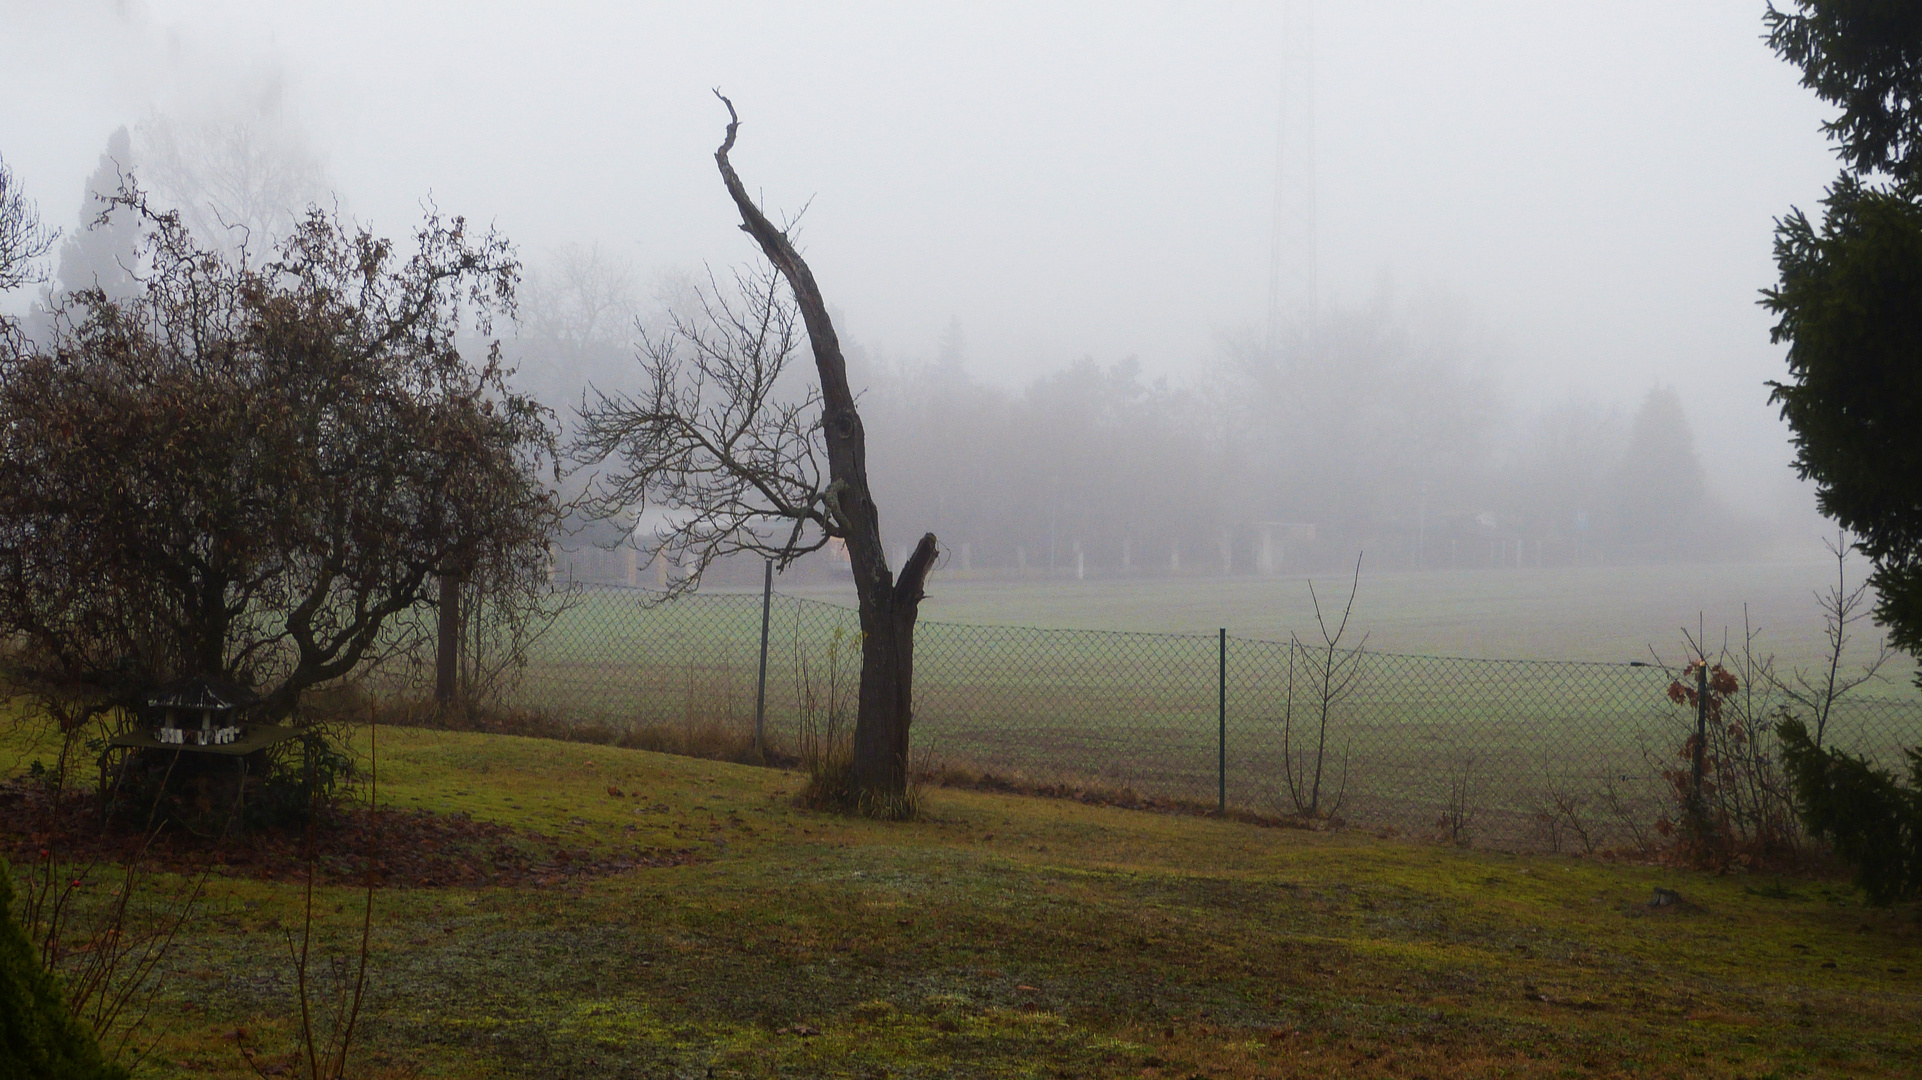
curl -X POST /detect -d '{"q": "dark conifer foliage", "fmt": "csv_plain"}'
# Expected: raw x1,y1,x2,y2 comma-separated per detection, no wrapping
1763,1,1922,656
0,862,128,1080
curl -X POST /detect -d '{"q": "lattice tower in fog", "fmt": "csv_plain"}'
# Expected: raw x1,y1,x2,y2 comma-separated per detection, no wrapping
1266,0,1317,357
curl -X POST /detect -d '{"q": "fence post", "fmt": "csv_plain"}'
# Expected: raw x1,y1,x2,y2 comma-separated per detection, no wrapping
754,560,773,759
1691,658,1708,833
1219,628,1227,814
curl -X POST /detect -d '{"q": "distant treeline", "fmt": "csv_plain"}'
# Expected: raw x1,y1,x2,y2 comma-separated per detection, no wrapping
513,252,1741,587
28,128,1741,588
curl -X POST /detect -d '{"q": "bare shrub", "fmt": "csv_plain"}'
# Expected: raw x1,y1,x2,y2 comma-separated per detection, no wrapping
1433,756,1478,846
1530,782,1598,855
1599,775,1657,857
794,625,858,812
15,722,203,1072
240,716,380,1080
1279,554,1365,820
1650,616,1802,869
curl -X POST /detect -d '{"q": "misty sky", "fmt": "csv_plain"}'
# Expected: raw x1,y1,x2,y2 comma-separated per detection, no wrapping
1,2,1837,517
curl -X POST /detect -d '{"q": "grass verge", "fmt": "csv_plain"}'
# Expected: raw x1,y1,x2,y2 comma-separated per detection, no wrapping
8,724,1920,1079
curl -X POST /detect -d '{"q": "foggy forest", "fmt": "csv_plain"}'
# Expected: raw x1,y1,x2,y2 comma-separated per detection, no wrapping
10,115,1769,591
4,5,1917,1080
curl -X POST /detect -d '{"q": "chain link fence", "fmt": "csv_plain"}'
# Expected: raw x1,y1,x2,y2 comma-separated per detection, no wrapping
499,584,1922,849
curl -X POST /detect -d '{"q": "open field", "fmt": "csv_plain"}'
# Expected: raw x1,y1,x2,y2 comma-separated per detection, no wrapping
822,555,1922,678
6,724,1921,1079
487,556,1922,848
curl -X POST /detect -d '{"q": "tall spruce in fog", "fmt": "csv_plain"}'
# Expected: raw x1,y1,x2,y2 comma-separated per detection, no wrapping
1762,1,1922,655
51,128,142,302
1607,385,1712,551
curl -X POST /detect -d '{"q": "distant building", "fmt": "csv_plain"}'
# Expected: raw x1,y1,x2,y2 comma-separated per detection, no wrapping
1253,522,1317,575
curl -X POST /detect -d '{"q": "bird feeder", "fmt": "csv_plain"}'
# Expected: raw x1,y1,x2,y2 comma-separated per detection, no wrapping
102,677,303,815
146,677,259,746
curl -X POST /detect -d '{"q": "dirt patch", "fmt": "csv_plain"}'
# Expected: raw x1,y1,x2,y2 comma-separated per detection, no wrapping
0,780,700,889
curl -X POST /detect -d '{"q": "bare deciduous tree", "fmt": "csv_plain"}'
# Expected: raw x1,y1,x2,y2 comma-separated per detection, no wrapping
513,241,642,412
1281,554,1366,818
134,113,329,264
1777,531,1898,748
0,179,560,729
572,96,935,811
0,150,58,294
574,264,832,576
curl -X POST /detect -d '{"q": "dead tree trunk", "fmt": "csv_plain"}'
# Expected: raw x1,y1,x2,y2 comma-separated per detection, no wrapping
713,96,937,803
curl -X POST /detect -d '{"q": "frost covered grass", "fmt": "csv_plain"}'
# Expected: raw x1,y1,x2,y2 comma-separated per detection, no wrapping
10,724,1921,1078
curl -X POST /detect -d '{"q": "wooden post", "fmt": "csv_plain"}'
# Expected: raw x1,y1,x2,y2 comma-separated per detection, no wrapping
435,571,462,707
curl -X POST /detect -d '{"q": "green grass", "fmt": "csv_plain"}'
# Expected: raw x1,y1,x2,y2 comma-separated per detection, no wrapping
483,559,1922,849
904,558,1894,669
18,725,1922,1079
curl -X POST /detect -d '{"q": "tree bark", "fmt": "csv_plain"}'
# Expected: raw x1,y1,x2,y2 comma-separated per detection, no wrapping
435,571,462,708
713,95,936,802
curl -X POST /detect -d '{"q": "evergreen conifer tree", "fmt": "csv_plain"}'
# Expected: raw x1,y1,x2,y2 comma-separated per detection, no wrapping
0,860,129,1080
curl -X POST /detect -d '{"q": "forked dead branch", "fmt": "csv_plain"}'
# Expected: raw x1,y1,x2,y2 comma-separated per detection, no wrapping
572,95,938,812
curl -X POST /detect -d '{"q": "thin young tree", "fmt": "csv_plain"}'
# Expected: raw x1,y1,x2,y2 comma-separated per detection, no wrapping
1282,554,1366,818
572,95,936,812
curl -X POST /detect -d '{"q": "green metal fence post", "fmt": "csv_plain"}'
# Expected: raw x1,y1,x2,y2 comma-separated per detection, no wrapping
754,560,773,758
1219,627,1227,813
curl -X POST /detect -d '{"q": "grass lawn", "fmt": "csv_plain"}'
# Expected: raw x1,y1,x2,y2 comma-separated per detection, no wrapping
497,566,1922,847
829,557,1921,677
15,724,1920,1079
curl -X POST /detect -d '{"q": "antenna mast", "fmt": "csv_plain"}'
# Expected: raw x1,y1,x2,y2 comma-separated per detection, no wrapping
1265,0,1317,357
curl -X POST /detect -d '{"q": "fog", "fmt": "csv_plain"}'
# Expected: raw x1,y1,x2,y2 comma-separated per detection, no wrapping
2,1,1839,564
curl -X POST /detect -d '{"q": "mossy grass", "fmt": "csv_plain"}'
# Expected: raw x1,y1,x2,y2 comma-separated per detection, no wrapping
5,722,1919,1078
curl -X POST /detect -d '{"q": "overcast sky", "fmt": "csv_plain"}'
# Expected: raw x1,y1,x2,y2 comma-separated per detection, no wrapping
0,1,1838,516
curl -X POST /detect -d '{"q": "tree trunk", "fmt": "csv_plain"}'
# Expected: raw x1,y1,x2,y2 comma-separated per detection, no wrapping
713,97,937,804
851,534,939,794
435,571,462,708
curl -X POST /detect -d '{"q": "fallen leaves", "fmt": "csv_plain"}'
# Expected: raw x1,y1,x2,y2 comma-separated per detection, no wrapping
0,779,702,890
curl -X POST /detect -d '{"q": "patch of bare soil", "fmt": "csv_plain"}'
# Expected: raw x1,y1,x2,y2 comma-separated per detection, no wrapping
0,780,699,889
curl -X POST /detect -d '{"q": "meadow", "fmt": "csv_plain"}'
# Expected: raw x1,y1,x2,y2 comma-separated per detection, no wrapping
497,554,1922,849
5,722,1919,1079
851,553,1919,673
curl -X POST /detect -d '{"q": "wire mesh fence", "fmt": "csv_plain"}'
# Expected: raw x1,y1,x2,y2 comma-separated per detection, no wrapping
499,584,1922,850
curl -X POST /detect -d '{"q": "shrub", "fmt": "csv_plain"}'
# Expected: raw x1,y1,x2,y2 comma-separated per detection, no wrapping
1654,657,1803,868
0,859,128,1080
1776,717,1922,905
